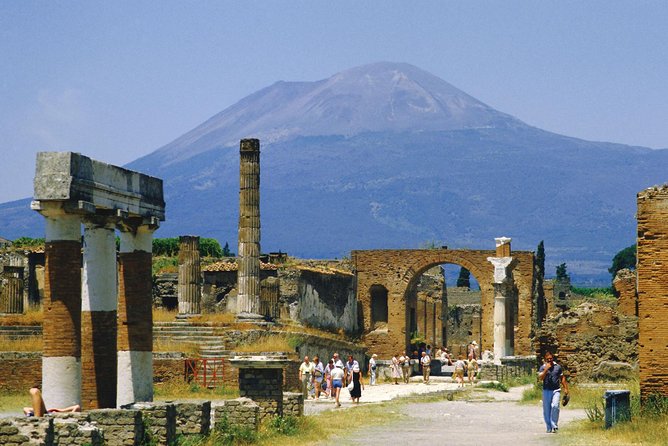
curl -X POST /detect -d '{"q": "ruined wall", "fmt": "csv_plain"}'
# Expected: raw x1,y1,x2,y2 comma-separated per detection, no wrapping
414,268,445,347
295,268,357,334
637,185,668,398
613,268,637,318
353,248,534,359
536,302,638,379
446,304,482,356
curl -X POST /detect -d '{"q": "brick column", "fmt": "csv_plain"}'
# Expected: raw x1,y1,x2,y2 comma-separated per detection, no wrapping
178,235,201,315
81,219,118,409
40,206,82,408
237,139,262,319
118,225,154,406
637,185,668,399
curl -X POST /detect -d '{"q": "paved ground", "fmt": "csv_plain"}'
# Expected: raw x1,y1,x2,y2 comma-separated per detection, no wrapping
306,378,586,445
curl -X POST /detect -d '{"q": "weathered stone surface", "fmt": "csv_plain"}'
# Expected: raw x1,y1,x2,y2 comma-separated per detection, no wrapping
536,302,638,379
613,268,637,318
591,360,636,382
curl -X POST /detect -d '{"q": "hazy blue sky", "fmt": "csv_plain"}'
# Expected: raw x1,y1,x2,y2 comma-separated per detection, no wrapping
1,1,666,203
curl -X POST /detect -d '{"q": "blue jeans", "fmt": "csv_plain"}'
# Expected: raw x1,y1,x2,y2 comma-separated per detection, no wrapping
543,389,561,431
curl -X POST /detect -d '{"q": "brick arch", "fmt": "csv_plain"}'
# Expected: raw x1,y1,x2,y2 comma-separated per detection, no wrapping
352,248,535,359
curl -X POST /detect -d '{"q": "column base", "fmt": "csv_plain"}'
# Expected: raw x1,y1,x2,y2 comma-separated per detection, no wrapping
236,312,265,322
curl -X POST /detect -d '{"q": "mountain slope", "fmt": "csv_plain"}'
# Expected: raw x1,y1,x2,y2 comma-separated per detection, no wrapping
2,62,666,285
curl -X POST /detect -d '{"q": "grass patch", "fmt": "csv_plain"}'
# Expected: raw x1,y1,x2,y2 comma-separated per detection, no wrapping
0,335,42,352
233,334,294,353
153,256,178,275
153,378,238,401
153,338,200,356
480,381,509,392
153,307,178,323
0,390,26,414
190,312,237,326
0,306,43,326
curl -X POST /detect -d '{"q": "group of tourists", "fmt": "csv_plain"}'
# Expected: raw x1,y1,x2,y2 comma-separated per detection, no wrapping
298,352,365,407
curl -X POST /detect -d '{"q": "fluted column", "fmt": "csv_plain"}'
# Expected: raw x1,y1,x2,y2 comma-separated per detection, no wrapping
117,225,154,406
0,267,24,313
178,235,201,315
39,204,82,409
81,218,117,409
237,139,262,319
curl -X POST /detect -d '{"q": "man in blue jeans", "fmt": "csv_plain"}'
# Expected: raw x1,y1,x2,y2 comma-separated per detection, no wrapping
538,351,569,433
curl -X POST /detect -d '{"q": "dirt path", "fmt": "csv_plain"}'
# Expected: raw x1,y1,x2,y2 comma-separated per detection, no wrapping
313,384,586,446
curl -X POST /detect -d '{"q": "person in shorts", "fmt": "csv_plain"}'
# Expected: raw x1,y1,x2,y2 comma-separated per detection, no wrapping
330,364,345,407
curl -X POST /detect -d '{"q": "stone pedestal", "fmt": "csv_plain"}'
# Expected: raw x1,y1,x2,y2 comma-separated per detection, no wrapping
230,355,290,421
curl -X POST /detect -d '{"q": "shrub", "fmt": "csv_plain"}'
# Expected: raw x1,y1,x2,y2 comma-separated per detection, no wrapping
267,416,299,436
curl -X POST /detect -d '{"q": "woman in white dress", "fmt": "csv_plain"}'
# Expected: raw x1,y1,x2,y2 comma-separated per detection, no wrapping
391,354,402,385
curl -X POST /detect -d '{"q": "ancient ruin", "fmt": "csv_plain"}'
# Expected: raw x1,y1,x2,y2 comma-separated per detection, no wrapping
353,238,535,359
637,184,668,399
237,139,262,320
31,152,164,409
177,235,202,315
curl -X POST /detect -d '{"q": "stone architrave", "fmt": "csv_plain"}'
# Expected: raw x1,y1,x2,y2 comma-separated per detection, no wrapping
487,237,516,363
32,151,165,408
237,139,263,320
178,235,201,315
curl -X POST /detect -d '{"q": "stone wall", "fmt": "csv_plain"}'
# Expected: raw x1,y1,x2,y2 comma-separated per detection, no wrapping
211,398,259,431
446,304,482,357
281,392,304,417
295,268,357,334
637,185,668,399
87,409,143,446
536,302,638,379
238,368,283,421
613,268,637,318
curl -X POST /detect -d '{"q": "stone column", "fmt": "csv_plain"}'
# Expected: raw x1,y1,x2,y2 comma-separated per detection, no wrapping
178,235,201,315
487,237,516,363
39,204,82,408
81,218,118,409
237,139,262,320
259,277,280,320
117,225,155,407
0,267,24,314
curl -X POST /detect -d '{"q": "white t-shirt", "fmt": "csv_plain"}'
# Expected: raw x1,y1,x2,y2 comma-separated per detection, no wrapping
330,367,345,380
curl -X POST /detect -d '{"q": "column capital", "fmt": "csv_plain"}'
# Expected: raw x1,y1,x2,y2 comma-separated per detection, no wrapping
487,256,516,284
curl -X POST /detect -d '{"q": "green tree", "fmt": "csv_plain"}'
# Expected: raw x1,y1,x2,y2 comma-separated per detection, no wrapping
456,267,471,288
556,263,569,281
608,244,636,279
222,242,233,257
12,237,45,247
199,238,223,257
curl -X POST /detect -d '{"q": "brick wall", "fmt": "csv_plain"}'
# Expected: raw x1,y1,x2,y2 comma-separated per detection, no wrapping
637,185,668,399
0,352,41,392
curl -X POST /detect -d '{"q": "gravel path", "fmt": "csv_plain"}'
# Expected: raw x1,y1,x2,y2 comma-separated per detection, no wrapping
307,381,586,446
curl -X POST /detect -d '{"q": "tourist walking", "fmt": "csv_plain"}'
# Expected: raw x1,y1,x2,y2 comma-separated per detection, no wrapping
369,353,378,385
345,355,359,386
468,340,479,360
299,355,314,399
391,354,402,385
312,355,325,400
330,364,345,407
350,365,364,403
332,352,345,370
468,357,479,384
400,350,411,383
324,359,334,398
538,351,569,433
421,351,431,384
454,355,466,387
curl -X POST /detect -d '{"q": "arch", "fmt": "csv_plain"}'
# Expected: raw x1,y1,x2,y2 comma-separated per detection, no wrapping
352,248,535,359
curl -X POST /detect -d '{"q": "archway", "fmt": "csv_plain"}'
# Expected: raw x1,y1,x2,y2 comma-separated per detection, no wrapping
352,243,535,359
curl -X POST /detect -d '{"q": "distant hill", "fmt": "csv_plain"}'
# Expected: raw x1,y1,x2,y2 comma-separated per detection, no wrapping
2,62,666,285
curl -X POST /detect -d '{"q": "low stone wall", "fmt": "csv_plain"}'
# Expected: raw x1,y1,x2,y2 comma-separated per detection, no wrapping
282,392,303,417
87,409,144,446
211,398,259,431
175,401,211,437
124,402,176,445
478,356,536,381
0,415,103,446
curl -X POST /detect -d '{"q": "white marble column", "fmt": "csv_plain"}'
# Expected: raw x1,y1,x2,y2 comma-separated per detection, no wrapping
487,237,516,363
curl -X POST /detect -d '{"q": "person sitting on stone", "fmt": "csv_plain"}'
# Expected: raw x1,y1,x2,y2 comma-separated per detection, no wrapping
23,385,80,417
